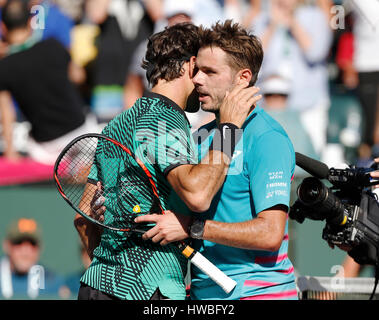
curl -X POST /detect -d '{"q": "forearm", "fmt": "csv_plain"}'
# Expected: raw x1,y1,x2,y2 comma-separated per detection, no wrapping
290,19,312,53
167,150,229,212
202,221,277,251
74,214,102,260
339,255,362,277
259,23,276,51
75,182,104,259
201,208,287,251
85,0,111,24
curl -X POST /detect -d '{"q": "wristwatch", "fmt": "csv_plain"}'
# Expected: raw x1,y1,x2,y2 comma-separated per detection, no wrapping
189,219,205,240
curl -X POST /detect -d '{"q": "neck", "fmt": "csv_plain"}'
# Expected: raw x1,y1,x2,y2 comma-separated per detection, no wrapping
151,78,188,110
7,28,32,46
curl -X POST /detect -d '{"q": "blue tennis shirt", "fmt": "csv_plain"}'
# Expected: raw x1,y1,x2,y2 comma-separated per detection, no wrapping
190,106,298,300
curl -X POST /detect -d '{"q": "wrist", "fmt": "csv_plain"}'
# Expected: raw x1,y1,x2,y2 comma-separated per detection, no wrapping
189,218,205,240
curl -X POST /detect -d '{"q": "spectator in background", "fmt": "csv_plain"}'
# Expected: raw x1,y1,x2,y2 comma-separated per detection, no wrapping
335,11,356,90
0,0,98,164
30,0,74,49
25,1,87,85
261,74,318,163
191,0,239,27
0,0,85,139
315,0,334,23
222,0,242,23
1,0,74,55
85,0,156,123
29,0,86,85
52,0,85,24
0,218,66,299
241,0,262,28
348,0,379,156
250,0,333,163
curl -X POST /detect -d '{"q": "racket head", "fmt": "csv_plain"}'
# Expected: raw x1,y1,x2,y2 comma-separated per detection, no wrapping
54,133,162,233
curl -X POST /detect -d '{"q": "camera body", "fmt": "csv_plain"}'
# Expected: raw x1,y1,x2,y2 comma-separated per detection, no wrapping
289,164,379,266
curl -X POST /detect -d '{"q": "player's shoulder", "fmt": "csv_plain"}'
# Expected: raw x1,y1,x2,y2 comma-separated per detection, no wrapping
140,92,190,128
244,106,290,140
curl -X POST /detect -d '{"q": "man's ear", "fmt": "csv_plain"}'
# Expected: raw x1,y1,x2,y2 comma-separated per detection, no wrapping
237,68,253,86
189,56,197,79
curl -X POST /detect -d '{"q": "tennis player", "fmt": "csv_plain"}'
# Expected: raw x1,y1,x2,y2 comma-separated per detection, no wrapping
136,20,298,300
75,23,261,300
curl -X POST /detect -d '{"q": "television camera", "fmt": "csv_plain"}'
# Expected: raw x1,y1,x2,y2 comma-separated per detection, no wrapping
289,153,379,267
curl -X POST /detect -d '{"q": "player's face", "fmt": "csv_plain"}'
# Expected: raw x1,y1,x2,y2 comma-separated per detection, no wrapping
193,46,239,113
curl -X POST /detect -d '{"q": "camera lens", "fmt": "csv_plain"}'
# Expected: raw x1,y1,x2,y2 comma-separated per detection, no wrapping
297,177,346,226
298,177,326,205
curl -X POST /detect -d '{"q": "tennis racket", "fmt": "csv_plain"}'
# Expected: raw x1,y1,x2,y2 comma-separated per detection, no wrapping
54,133,236,294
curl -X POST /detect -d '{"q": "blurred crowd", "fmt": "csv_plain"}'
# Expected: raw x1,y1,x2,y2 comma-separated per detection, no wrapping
0,0,378,299
0,0,378,168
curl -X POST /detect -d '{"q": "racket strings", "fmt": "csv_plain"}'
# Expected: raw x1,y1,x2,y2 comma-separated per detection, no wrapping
56,135,163,232
112,163,159,228
57,139,98,207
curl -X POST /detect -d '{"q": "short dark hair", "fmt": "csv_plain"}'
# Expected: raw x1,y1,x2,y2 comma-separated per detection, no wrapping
2,0,30,31
198,20,264,86
142,23,200,87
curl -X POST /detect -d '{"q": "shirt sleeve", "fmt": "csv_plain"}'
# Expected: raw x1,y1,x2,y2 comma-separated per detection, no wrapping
247,131,295,215
135,107,198,177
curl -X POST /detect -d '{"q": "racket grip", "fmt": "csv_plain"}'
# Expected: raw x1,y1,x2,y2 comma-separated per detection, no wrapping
180,245,237,294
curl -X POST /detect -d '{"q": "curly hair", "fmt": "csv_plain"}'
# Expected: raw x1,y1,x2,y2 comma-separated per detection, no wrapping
142,23,200,87
198,20,264,86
